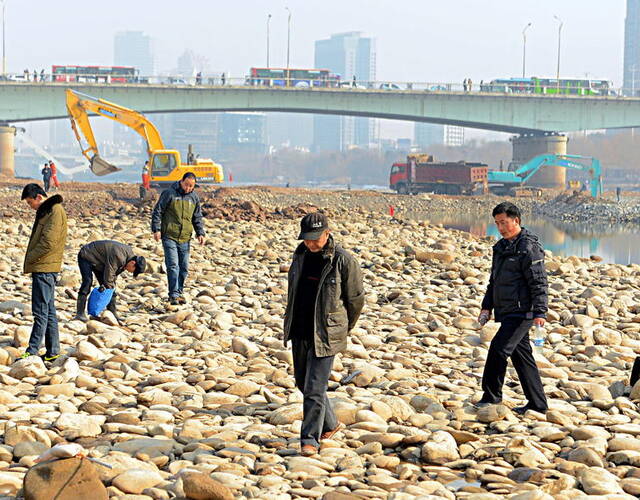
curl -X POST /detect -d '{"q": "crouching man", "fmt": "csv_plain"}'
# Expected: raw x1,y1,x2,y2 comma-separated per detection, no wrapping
75,240,146,322
283,213,365,456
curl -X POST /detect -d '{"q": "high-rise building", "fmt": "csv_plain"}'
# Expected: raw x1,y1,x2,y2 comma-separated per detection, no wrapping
414,123,465,148
313,32,377,151
219,113,267,158
414,123,444,150
114,31,154,77
113,31,154,149
625,0,640,96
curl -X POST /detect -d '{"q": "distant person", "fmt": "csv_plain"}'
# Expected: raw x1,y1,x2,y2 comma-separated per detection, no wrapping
221,72,226,85
352,75,357,88
75,240,146,323
463,78,468,92
49,161,60,189
23,69,29,82
151,172,205,305
40,69,45,82
41,163,52,192
196,72,202,85
468,78,473,91
20,184,67,362
33,70,37,82
616,186,622,202
476,202,548,414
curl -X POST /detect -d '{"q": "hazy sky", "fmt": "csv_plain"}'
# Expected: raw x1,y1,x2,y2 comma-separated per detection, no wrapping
9,0,625,83
11,0,628,141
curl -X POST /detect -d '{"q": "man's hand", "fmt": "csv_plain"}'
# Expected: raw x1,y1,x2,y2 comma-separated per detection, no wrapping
197,235,205,245
153,232,161,242
478,309,491,325
533,317,545,327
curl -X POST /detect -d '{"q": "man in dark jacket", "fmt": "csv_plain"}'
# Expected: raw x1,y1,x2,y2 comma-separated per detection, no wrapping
75,240,146,322
21,184,67,361
284,213,365,456
477,202,549,414
151,172,205,305
41,163,52,193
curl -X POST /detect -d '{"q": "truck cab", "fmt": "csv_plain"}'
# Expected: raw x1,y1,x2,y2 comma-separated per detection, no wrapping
390,162,408,193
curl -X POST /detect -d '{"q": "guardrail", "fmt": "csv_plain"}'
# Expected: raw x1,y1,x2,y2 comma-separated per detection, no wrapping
0,73,634,97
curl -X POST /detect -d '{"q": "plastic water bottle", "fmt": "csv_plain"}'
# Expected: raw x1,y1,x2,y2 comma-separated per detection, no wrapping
533,325,545,357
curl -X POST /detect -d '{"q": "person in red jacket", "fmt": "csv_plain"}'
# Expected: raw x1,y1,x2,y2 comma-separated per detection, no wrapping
49,161,60,189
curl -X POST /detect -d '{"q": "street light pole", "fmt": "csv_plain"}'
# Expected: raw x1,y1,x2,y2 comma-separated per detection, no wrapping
266,13,272,68
1,0,6,77
285,6,291,86
554,15,563,92
522,22,532,79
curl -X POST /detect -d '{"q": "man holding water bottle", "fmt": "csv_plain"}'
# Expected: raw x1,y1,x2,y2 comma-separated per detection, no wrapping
476,202,549,415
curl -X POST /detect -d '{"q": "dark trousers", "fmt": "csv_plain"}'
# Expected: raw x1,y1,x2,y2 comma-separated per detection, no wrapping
43,177,50,192
77,256,116,314
292,336,338,447
162,238,190,299
28,272,59,357
481,316,548,410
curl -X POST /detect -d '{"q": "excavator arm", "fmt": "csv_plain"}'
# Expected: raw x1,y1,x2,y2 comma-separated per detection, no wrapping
65,89,166,176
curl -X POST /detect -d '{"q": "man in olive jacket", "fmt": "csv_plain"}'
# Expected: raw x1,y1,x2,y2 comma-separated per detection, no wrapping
284,213,365,456
151,172,205,305
21,184,68,361
75,240,147,322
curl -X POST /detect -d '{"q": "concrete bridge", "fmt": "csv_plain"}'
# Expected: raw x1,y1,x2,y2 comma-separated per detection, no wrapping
2,81,640,134
1,81,639,183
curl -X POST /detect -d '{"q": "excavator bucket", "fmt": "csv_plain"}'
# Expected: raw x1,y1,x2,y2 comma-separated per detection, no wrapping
90,154,121,176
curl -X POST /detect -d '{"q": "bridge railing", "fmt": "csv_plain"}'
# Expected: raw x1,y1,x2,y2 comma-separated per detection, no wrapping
0,73,633,97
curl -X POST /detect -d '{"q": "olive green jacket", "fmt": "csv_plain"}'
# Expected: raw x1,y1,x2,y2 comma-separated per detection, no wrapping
151,182,205,244
24,194,68,274
283,236,365,357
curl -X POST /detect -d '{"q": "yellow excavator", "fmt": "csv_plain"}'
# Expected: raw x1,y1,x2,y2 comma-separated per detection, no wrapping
65,89,224,187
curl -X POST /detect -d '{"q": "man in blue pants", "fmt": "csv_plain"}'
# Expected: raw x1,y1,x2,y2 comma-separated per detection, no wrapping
151,172,205,305
20,184,68,361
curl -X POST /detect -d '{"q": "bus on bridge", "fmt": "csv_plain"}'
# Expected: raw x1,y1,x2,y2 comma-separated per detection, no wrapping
481,77,614,96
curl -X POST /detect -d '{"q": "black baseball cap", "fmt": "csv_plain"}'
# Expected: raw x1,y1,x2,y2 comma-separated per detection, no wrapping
133,256,147,277
298,212,329,240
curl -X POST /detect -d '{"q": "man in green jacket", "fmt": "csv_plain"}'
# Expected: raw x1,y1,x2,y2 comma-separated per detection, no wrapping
21,184,68,361
151,172,205,305
283,213,365,456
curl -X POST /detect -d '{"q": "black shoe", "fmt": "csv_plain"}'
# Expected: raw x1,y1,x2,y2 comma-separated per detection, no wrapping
513,405,547,415
631,356,640,386
474,400,501,409
176,296,186,305
74,313,89,322
169,297,179,305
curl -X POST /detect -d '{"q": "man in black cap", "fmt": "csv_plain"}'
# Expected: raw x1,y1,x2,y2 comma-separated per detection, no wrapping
74,240,146,323
283,212,365,457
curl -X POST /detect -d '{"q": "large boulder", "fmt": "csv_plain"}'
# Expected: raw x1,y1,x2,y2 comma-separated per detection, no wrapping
23,457,108,500
181,471,234,500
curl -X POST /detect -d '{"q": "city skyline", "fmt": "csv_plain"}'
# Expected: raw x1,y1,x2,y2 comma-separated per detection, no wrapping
3,1,625,86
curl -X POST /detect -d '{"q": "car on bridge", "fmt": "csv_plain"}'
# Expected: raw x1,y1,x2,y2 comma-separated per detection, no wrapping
379,83,403,91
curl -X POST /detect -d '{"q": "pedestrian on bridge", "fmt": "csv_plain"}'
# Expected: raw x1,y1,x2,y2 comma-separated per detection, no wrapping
352,75,357,88
40,69,45,82
221,72,226,85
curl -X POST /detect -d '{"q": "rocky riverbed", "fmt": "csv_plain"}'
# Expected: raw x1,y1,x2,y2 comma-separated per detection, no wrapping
0,182,640,499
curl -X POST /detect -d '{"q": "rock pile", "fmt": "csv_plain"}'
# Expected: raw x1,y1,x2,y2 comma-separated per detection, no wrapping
0,182,637,498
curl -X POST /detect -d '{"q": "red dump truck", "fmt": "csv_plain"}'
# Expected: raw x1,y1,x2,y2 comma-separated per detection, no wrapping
389,154,489,195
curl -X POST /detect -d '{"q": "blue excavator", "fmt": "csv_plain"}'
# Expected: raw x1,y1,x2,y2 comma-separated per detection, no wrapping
488,154,603,197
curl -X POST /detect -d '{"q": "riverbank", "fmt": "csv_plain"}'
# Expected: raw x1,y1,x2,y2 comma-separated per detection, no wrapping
0,181,639,498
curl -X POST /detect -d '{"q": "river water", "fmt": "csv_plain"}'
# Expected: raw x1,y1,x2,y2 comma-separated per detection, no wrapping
409,211,640,265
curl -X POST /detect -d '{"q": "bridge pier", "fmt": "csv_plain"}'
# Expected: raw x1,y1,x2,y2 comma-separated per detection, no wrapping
0,125,15,178
510,133,567,188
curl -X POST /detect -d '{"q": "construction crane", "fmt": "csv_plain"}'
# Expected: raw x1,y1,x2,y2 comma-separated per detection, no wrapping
488,154,603,197
65,89,224,186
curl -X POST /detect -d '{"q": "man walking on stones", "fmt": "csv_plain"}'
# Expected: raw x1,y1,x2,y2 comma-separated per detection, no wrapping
151,172,205,305
21,184,67,361
476,202,549,414
284,213,365,456
41,163,52,193
74,240,146,322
